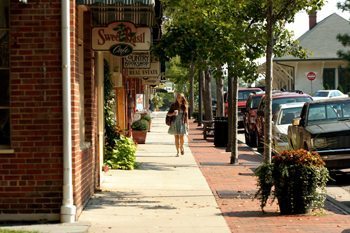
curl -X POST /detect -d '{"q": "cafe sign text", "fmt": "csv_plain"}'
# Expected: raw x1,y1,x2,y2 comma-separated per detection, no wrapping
92,22,151,52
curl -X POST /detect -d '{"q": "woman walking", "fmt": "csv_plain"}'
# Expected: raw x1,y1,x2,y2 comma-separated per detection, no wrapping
167,93,189,156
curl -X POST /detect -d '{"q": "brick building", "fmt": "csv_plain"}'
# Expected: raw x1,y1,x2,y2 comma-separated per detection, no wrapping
0,0,161,223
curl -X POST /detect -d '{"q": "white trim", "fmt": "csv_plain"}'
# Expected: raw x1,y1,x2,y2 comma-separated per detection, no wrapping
0,149,14,154
96,52,104,185
61,0,76,223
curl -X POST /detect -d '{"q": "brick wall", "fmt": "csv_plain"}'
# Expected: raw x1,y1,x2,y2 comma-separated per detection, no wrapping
71,8,98,217
0,0,98,221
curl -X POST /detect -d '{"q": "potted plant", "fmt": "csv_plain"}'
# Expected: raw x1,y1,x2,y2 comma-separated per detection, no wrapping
131,119,148,144
255,149,329,215
141,113,152,132
103,136,137,170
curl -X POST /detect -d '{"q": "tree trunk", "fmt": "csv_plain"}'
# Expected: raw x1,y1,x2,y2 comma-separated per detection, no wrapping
189,63,195,119
231,74,238,164
198,69,204,126
226,66,233,152
264,0,274,164
216,65,224,117
203,68,213,121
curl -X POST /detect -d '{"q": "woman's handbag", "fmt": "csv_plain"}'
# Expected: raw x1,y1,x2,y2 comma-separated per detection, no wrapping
165,115,173,126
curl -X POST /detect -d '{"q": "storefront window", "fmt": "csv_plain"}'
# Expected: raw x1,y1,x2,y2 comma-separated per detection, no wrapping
0,0,9,147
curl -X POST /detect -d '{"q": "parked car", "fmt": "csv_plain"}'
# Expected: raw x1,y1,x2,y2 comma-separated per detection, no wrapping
288,98,350,169
243,92,265,147
272,102,304,154
256,92,313,152
312,89,348,100
225,87,262,128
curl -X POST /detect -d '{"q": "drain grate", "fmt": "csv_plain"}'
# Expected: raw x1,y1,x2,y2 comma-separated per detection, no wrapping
216,190,256,199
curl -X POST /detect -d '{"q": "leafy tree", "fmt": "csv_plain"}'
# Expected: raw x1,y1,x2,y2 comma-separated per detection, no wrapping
243,0,324,163
165,56,189,94
157,0,321,165
337,1,350,62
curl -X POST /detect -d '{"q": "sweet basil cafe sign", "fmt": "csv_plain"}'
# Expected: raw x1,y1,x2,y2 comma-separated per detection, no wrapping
92,22,151,56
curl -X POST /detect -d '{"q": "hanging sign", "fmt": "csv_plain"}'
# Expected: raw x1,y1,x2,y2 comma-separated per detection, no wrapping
92,22,151,53
126,62,161,77
123,52,151,68
142,76,161,85
110,44,133,56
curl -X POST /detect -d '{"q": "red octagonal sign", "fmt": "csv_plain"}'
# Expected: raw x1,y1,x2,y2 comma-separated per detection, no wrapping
307,71,316,81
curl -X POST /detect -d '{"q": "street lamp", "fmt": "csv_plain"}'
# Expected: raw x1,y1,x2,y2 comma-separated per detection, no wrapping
19,0,27,3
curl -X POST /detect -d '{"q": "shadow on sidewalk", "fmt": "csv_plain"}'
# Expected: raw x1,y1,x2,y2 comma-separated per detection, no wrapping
220,211,280,218
83,190,177,211
137,162,197,171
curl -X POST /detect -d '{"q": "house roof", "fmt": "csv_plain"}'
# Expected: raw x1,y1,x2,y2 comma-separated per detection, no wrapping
275,13,350,61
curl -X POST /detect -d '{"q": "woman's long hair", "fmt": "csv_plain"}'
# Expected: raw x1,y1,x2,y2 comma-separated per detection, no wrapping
173,93,188,123
174,93,188,112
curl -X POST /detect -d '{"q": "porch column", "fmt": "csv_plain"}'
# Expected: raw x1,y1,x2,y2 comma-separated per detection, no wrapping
96,52,104,184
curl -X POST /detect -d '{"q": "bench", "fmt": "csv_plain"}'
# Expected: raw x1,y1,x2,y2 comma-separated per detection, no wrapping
202,120,215,140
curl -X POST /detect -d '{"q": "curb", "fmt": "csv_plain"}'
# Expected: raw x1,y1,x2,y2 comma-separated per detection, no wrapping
326,195,350,215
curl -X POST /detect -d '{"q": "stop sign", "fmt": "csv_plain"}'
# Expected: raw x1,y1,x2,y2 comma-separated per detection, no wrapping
306,71,316,81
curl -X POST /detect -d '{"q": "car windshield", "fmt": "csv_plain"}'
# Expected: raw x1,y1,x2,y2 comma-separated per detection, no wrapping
239,90,258,101
314,91,329,97
307,100,350,125
272,97,312,114
278,107,303,125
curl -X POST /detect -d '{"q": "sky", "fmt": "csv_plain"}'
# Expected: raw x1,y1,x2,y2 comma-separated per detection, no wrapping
287,0,350,38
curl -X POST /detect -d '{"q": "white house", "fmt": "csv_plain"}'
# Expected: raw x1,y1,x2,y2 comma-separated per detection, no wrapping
266,13,350,95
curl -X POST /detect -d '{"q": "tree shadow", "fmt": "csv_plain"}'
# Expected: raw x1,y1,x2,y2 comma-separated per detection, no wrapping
219,210,280,218
83,190,177,211
137,162,197,171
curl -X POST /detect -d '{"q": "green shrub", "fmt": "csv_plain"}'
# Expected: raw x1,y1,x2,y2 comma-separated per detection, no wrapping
105,136,136,170
141,114,151,122
131,119,148,131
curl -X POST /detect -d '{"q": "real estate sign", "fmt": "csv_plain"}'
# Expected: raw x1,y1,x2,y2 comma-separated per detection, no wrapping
126,62,160,77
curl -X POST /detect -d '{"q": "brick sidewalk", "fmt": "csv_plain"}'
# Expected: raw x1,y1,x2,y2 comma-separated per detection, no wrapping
188,121,350,233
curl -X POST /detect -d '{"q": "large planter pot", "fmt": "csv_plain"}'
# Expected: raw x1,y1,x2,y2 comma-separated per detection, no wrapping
132,130,147,144
255,150,329,215
273,165,323,215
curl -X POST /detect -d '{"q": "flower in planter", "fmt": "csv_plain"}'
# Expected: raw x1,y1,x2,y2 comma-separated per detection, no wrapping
255,149,330,215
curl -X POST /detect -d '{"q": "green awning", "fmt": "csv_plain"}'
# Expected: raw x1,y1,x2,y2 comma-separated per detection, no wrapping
77,0,154,5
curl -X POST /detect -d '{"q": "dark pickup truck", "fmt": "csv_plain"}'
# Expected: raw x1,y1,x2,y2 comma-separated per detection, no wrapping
288,98,350,169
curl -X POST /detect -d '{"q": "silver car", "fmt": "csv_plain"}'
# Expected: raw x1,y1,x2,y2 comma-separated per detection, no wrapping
272,102,305,154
